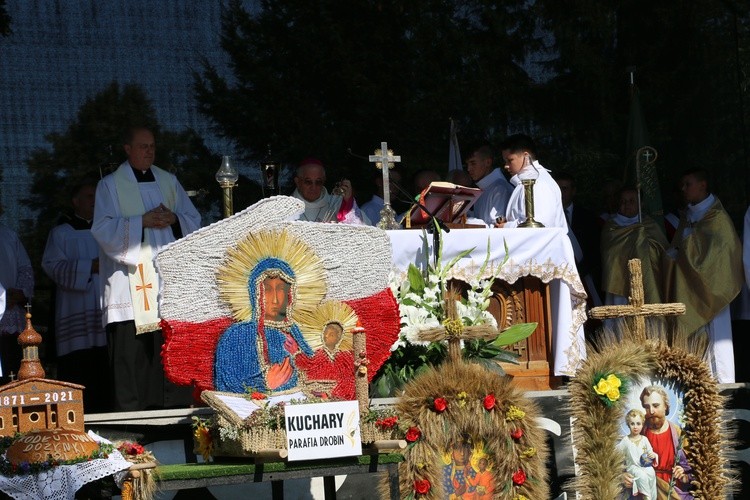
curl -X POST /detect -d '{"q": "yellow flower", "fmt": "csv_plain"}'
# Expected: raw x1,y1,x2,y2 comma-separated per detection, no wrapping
443,318,464,337
513,495,529,500
193,424,213,463
606,374,622,389
457,391,468,407
593,377,611,396
520,447,536,459
505,405,526,421
606,387,621,402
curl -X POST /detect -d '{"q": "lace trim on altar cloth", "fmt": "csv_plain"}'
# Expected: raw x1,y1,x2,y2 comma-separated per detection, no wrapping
0,432,131,500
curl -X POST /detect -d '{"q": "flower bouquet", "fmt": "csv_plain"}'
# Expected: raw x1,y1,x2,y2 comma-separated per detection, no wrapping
373,236,536,396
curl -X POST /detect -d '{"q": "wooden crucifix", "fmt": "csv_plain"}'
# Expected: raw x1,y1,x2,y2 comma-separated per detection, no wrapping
369,141,402,230
588,259,685,343
416,287,500,362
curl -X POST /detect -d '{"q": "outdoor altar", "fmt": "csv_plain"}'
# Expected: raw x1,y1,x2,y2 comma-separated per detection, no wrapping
388,227,587,389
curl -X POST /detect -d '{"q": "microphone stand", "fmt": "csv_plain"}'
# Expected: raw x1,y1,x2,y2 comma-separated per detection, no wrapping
391,182,450,268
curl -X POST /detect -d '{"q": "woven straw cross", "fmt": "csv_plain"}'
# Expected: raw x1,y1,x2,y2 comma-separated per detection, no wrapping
417,287,500,362
588,258,685,343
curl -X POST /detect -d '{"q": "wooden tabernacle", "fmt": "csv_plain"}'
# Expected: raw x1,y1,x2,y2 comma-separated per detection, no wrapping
455,276,558,390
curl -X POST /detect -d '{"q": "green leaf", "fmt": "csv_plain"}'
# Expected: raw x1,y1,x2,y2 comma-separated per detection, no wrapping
406,263,425,294
492,350,521,364
441,247,475,278
472,358,507,376
490,322,537,348
372,374,393,398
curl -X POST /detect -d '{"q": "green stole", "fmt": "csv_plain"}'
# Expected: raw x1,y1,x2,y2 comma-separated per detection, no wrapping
114,165,176,333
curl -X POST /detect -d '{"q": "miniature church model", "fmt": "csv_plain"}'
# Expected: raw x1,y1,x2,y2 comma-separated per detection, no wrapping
0,308,85,436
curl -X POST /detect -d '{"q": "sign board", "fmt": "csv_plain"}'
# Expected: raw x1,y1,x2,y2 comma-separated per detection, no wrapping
284,400,361,461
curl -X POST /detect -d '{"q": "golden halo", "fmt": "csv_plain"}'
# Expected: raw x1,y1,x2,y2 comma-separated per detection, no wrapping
217,228,327,322
294,300,357,359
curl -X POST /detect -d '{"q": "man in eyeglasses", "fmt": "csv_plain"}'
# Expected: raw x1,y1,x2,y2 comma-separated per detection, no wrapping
291,158,369,224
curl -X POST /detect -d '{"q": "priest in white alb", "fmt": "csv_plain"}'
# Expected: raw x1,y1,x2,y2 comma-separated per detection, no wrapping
92,126,201,411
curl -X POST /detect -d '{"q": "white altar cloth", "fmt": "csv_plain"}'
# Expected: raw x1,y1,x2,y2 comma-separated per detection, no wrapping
387,227,587,376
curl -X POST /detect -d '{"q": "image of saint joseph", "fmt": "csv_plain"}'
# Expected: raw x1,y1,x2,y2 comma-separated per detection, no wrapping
214,261,313,393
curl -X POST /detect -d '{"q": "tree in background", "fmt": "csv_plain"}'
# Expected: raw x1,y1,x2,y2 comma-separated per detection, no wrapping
197,0,750,218
195,0,539,199
536,0,750,217
0,0,10,37
23,82,219,346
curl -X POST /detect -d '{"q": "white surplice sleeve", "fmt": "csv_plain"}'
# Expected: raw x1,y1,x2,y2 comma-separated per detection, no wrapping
173,179,201,236
42,225,93,292
91,177,142,267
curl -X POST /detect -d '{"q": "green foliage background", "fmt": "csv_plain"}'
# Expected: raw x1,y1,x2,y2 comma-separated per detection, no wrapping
6,0,750,348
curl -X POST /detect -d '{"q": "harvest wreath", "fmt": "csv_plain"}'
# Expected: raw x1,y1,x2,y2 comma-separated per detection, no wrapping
389,360,549,499
0,433,114,476
568,336,730,499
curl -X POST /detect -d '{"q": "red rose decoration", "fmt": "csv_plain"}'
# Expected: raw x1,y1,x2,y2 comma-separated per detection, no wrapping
405,426,422,442
375,416,398,430
512,468,527,486
118,441,145,456
433,397,448,413
483,393,496,411
414,478,431,495
251,392,267,400
510,427,523,440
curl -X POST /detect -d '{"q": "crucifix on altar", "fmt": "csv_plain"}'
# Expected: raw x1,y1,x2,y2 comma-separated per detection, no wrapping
369,141,402,230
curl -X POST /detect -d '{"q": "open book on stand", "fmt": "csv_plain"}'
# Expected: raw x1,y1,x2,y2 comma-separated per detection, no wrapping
405,181,483,228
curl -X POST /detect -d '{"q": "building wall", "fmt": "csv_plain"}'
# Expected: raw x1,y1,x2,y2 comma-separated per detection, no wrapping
0,0,235,230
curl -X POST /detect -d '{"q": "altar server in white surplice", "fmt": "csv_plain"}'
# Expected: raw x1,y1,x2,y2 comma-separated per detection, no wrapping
464,142,513,226
92,126,201,411
496,134,567,230
42,182,110,412
0,223,34,382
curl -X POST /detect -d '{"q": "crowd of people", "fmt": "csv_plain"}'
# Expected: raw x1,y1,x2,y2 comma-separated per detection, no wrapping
0,129,748,414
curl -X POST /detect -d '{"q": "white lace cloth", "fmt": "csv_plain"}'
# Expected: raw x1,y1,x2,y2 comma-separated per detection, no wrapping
0,431,131,500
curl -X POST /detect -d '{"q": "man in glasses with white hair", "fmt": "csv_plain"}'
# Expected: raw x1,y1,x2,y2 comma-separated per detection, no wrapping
291,158,369,224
